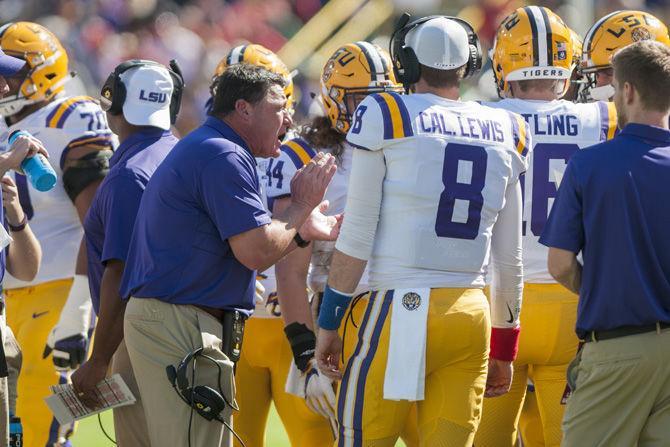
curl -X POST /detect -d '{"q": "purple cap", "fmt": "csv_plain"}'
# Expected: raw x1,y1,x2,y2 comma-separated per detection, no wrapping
0,48,25,77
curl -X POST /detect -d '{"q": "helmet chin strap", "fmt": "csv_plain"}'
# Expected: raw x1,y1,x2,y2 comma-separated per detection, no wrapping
589,83,615,101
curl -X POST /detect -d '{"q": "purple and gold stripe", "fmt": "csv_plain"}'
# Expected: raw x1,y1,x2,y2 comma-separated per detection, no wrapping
46,96,97,128
280,138,316,169
373,93,414,140
508,112,530,157
598,101,618,141
337,290,394,447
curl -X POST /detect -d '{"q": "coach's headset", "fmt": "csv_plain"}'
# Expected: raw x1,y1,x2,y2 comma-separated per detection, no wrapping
390,13,483,92
166,347,238,424
100,59,185,124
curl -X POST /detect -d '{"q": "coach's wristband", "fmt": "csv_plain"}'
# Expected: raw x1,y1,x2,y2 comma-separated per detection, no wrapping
490,326,521,361
317,285,354,331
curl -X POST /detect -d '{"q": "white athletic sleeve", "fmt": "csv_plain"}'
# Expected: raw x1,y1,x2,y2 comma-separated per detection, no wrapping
334,148,386,260
345,94,385,151
489,180,523,329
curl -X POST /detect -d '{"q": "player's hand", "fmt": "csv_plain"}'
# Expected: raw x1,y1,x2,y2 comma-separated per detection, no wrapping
304,359,337,419
315,329,343,381
71,358,108,410
299,200,342,242
1,134,49,174
290,152,336,210
1,176,24,226
485,358,513,397
43,331,88,371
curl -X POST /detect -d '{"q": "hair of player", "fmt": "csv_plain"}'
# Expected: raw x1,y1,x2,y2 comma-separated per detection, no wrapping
299,116,345,160
419,64,466,89
513,79,560,93
210,63,287,116
612,40,670,113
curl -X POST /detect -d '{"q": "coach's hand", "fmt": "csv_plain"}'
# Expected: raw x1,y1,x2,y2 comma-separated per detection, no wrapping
299,200,342,242
290,152,337,210
71,358,108,409
315,329,343,381
485,358,513,397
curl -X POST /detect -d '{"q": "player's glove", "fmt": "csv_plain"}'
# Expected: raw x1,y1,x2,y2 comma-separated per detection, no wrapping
285,358,336,419
43,275,93,371
284,322,336,418
303,359,336,419
255,278,266,304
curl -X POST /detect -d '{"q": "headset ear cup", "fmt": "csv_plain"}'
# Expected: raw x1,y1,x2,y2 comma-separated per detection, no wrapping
108,77,126,115
191,386,227,420
401,47,421,86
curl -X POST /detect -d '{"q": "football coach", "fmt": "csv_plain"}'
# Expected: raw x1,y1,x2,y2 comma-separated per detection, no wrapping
119,63,339,447
541,40,670,446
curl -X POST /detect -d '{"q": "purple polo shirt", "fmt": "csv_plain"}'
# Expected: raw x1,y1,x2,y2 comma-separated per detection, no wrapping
119,116,271,313
84,128,177,314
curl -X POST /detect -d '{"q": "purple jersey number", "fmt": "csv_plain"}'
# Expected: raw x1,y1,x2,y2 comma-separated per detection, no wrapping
435,143,488,240
528,143,579,236
265,158,284,190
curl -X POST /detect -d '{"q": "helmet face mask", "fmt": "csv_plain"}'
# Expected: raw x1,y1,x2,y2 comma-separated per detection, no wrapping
320,42,403,134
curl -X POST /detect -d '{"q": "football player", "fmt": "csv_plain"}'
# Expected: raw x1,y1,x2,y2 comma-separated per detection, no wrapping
316,16,529,445
474,7,618,447
212,44,336,447
579,10,670,102
269,42,419,447
0,22,115,447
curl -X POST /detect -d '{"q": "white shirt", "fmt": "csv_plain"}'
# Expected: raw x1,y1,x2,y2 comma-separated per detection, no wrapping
339,92,531,329
0,95,115,289
483,98,617,282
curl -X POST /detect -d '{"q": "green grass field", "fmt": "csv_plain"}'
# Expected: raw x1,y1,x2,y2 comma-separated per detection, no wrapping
71,405,407,446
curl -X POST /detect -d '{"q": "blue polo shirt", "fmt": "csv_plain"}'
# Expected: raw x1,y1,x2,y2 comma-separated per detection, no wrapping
84,128,177,314
119,116,271,313
540,123,670,338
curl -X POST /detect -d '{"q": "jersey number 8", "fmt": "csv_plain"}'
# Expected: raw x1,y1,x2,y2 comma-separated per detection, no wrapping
435,143,488,240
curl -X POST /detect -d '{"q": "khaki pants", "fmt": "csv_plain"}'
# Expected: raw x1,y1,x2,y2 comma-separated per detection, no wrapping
562,328,670,446
110,340,150,446
124,298,236,447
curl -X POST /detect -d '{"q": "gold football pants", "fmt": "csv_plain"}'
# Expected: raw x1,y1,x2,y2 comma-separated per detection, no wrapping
475,283,579,447
336,288,490,447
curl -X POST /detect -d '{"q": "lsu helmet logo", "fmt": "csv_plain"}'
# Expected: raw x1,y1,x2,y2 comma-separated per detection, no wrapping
402,292,421,311
631,27,652,42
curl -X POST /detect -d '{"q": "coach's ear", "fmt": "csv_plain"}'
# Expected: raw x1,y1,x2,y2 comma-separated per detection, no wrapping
234,99,253,122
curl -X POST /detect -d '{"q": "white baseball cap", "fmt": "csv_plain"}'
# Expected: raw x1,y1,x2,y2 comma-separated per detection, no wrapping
120,64,174,130
405,17,470,70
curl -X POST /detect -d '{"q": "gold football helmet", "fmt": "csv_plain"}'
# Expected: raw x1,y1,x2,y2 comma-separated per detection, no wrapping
321,41,402,133
214,44,294,112
0,22,70,116
580,10,669,101
491,6,576,98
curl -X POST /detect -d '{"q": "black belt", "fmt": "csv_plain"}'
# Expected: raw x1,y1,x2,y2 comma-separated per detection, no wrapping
583,322,670,342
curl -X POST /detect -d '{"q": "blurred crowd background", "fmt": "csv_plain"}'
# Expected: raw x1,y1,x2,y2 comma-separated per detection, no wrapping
7,0,669,134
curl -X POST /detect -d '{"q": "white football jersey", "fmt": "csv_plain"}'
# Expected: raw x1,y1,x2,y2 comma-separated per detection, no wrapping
484,98,617,282
0,95,116,289
254,157,278,318
341,92,530,290
266,137,370,294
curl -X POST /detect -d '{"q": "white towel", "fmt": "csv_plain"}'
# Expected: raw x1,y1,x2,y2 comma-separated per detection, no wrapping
383,288,430,401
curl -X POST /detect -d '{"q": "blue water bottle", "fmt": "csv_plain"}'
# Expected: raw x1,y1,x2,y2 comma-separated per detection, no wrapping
8,130,57,192
9,414,22,447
